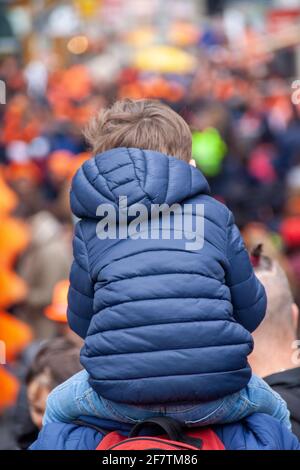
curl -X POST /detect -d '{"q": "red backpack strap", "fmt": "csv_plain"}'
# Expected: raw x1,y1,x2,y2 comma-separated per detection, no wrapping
129,417,202,448
96,431,125,450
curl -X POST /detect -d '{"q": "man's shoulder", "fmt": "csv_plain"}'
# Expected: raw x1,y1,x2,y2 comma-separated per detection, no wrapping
215,413,300,450
30,413,300,450
264,367,300,389
29,422,102,450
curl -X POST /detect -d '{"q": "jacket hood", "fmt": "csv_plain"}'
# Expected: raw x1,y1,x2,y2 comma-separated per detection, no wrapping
70,147,210,220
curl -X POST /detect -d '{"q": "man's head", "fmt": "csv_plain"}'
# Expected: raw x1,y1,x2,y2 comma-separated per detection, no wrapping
249,251,299,377
84,99,192,162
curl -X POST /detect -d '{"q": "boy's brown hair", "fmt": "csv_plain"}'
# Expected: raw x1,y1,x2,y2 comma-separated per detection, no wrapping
84,99,192,162
26,338,82,389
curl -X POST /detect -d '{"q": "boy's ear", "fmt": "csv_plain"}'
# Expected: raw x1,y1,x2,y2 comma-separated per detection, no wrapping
190,159,196,167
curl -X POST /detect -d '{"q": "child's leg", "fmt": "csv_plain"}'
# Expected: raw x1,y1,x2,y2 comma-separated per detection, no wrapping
214,374,291,429
236,374,291,429
100,396,227,426
44,370,117,425
101,375,290,429
44,371,290,430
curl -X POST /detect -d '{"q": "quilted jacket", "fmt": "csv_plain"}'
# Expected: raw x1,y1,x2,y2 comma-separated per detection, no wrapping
68,147,266,404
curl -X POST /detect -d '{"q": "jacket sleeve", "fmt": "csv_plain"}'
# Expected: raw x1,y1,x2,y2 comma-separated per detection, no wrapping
29,423,103,450
67,222,94,339
225,212,267,333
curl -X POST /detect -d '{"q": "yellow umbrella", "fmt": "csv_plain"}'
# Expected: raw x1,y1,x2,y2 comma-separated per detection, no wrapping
134,45,196,74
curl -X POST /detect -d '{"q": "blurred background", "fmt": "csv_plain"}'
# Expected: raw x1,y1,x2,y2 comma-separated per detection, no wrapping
1,0,300,449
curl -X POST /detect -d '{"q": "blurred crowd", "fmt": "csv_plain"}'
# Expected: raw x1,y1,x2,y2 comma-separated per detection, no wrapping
1,1,300,449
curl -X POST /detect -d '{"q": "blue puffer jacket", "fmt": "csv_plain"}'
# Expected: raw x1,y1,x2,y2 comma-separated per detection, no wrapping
30,414,300,450
68,147,266,404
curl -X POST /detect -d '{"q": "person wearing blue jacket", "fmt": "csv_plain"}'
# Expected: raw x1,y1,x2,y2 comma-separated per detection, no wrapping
42,99,291,436
30,414,300,450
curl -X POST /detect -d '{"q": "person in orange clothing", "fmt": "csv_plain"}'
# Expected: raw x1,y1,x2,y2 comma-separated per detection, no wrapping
44,279,69,324
4,161,44,218
0,311,33,416
0,310,33,363
0,268,27,310
0,169,18,216
44,280,83,347
47,150,74,184
0,176,30,307
0,217,30,269
0,367,19,415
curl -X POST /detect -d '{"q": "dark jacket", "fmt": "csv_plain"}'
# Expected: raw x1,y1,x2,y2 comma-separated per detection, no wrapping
29,414,300,450
265,368,300,440
68,147,266,404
